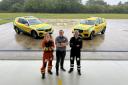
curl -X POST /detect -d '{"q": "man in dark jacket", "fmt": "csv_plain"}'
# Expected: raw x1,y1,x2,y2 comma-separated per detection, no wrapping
68,30,83,75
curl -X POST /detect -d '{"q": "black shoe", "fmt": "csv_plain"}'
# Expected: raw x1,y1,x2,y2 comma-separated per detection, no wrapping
78,70,81,76
48,70,53,75
61,68,66,72
42,73,45,79
68,68,73,73
56,71,59,76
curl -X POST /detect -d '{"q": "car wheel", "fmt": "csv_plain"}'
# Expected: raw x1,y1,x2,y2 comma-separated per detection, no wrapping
14,26,20,34
101,28,106,34
31,31,38,39
89,32,94,40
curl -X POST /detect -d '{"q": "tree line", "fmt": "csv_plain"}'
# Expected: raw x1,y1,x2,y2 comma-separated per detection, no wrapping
0,0,128,13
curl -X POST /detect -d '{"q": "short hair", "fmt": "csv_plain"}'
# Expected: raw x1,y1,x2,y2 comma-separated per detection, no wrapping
74,30,79,34
59,30,64,32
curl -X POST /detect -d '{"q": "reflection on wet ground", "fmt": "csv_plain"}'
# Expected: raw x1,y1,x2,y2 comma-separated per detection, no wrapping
0,19,128,51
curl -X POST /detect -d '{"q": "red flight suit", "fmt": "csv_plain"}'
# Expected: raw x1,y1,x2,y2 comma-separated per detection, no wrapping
41,39,54,74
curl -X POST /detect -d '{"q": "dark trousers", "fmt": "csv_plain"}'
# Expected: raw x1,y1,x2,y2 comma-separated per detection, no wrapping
70,49,81,71
56,50,66,71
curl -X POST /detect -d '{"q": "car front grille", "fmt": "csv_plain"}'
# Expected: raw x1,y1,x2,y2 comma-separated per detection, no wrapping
84,34,88,37
45,28,51,32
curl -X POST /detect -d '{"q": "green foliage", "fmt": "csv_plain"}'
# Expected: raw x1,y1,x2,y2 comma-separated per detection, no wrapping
0,0,127,13
10,3,24,12
86,0,107,6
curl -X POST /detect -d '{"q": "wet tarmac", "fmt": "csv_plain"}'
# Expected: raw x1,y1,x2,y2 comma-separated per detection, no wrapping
0,19,128,60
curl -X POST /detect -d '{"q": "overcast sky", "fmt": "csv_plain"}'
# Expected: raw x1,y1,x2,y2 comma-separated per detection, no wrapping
82,0,128,5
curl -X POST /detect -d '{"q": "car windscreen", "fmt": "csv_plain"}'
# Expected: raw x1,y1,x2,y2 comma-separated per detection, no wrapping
80,20,95,25
28,19,43,25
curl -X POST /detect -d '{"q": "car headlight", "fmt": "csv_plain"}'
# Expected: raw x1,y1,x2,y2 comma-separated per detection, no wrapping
45,28,52,32
74,29,83,33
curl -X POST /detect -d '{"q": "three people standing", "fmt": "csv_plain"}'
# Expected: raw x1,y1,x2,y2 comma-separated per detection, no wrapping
41,30,83,79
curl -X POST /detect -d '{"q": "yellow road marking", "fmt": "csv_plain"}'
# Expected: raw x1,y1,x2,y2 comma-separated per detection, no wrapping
58,78,62,85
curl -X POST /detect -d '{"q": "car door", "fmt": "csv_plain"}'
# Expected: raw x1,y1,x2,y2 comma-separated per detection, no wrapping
101,18,106,29
98,18,104,31
16,18,24,31
94,19,101,34
21,19,31,33
17,18,31,33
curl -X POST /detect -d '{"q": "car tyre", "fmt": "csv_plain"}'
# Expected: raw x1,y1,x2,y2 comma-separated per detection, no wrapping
31,31,38,39
89,32,94,40
101,28,106,34
14,26,20,34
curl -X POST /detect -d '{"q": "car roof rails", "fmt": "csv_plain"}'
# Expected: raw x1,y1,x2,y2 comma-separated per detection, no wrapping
24,16,36,18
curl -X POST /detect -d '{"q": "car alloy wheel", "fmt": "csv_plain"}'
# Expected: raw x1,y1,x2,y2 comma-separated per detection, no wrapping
14,27,20,34
101,28,106,34
89,32,94,40
31,31,38,39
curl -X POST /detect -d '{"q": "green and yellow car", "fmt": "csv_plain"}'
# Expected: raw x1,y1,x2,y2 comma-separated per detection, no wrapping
73,17,107,40
13,16,53,39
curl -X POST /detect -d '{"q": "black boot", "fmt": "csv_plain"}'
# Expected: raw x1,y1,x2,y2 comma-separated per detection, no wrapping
42,73,45,79
68,68,73,73
56,67,59,76
48,70,53,75
78,70,81,76
61,67,66,72
56,71,59,76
